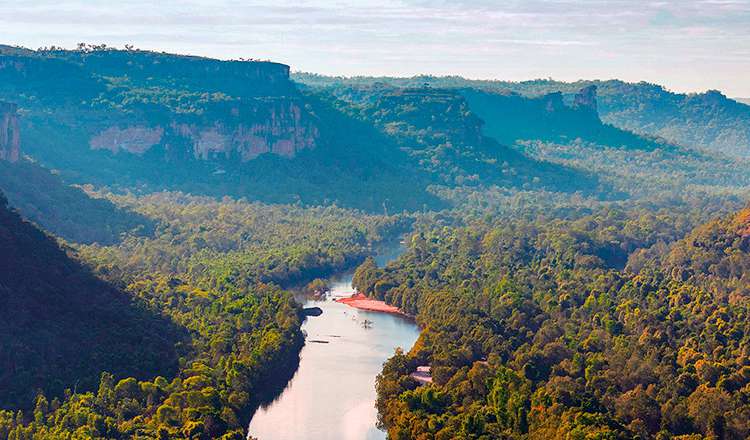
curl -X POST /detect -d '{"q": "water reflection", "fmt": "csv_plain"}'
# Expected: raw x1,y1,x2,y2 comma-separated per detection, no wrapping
247,246,419,440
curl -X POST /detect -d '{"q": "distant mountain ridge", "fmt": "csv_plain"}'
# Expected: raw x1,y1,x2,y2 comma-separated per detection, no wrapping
295,73,750,158
0,46,442,212
0,46,608,211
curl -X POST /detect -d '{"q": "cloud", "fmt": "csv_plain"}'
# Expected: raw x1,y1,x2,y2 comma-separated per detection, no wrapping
1,0,749,95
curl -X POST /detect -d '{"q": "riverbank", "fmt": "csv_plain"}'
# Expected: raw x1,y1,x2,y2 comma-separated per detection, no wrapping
247,265,420,440
335,293,405,316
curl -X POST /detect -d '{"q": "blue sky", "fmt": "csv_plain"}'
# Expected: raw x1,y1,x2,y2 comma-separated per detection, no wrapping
2,0,749,96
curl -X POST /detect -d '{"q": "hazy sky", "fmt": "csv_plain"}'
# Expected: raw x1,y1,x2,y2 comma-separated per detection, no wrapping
2,0,750,96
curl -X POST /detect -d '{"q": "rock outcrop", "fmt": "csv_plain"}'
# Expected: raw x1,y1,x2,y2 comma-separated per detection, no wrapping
0,102,20,162
90,126,164,154
373,88,484,147
573,85,599,115
543,91,566,113
89,99,318,161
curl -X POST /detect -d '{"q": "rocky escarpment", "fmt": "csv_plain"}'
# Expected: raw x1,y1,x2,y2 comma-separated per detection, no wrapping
0,46,292,99
370,88,484,147
536,85,598,117
572,85,598,115
0,48,320,163
89,98,318,161
0,102,20,162
462,86,658,149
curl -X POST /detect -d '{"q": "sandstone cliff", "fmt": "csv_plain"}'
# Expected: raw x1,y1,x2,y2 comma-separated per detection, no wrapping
89,98,319,161
0,48,319,162
0,102,19,162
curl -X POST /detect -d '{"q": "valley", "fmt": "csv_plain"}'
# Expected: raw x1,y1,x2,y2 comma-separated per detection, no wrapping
0,44,749,440
248,244,420,440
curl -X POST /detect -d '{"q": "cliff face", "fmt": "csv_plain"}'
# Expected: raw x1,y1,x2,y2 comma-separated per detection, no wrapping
0,48,319,163
372,88,484,147
462,86,658,150
573,85,598,115
0,102,20,162
0,47,292,99
89,98,319,161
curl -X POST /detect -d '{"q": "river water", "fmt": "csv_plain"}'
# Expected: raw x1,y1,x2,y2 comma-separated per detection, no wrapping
247,247,419,440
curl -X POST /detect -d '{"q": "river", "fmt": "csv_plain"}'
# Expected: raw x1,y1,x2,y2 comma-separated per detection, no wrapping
247,246,419,440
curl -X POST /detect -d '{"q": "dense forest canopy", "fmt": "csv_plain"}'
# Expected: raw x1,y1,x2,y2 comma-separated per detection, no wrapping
359,199,750,439
1,46,749,440
0,187,407,439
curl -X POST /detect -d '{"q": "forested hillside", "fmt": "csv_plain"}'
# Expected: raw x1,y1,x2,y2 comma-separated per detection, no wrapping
296,75,750,208
2,44,750,440
0,191,407,439
353,198,750,439
0,46,618,213
5,46,744,215
296,74,750,159
318,86,600,193
0,45,440,212
0,191,181,410
0,160,153,244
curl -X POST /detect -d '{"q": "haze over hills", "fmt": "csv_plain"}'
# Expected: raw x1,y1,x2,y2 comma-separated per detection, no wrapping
3,45,747,219
296,73,750,159
2,41,750,440
0,45,629,213
0,45,441,212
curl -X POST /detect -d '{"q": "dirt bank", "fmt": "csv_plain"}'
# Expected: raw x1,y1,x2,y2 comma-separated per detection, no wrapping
335,293,403,315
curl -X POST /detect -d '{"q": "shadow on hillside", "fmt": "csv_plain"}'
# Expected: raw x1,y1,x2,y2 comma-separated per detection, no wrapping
0,160,155,245
0,193,185,409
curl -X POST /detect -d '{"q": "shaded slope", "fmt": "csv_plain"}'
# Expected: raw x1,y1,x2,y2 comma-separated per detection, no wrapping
0,159,154,244
295,74,750,158
461,86,661,150
0,47,440,212
0,191,185,408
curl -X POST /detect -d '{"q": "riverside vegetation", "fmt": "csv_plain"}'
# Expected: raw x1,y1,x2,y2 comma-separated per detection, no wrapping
1,45,750,439
0,190,407,439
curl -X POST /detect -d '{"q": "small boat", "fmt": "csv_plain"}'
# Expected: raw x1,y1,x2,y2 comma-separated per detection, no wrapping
361,319,373,329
